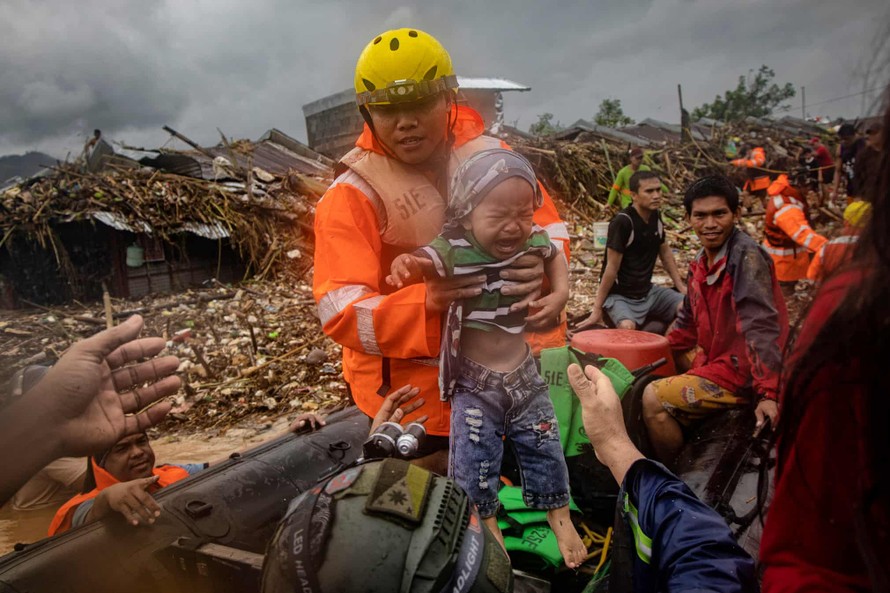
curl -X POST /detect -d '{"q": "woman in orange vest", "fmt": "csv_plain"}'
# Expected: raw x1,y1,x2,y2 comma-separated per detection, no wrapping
762,174,827,285
313,29,570,464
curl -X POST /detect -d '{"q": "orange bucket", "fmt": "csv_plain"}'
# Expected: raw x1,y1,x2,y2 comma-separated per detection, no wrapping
570,329,676,377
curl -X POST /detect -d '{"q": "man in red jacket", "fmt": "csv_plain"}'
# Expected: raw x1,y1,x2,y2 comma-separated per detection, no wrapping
642,175,788,464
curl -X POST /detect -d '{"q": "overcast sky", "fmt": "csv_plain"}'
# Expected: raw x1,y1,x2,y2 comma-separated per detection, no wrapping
1,0,887,158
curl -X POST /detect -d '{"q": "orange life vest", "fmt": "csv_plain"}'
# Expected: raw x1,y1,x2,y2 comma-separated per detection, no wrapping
314,106,569,435
764,179,808,249
48,460,190,536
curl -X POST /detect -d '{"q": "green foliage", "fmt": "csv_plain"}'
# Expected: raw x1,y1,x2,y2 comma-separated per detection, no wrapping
692,65,795,122
594,98,635,127
529,113,563,136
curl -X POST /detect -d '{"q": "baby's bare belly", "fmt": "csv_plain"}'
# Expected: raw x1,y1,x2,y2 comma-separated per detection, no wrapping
461,326,528,372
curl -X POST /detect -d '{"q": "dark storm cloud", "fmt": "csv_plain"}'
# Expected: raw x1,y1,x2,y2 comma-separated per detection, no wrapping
0,0,886,157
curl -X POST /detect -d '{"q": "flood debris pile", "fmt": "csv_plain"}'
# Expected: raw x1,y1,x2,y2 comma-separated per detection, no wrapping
1,158,330,291
511,118,836,231
0,279,348,431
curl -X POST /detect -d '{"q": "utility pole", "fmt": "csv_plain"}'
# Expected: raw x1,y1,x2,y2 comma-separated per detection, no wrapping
801,86,806,120
678,84,691,144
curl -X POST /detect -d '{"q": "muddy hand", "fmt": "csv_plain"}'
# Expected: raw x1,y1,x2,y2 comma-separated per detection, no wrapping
371,385,427,433
289,412,326,432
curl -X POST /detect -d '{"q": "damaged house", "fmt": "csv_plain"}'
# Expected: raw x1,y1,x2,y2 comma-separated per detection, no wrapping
0,129,331,308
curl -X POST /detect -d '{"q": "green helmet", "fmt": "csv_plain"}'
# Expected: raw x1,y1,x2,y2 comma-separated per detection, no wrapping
262,458,513,593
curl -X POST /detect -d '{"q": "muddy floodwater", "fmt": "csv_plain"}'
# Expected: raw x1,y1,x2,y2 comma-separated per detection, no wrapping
0,416,297,556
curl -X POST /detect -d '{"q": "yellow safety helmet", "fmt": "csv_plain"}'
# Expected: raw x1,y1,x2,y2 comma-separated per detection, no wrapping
354,28,458,106
843,200,872,228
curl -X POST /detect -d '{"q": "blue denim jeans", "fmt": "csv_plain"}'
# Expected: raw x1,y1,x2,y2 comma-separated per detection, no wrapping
448,350,570,518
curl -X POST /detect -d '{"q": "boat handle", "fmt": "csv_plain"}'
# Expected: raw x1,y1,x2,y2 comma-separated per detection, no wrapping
185,499,214,519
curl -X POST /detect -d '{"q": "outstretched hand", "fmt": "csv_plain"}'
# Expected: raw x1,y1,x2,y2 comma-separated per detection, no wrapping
29,315,180,458
93,476,162,527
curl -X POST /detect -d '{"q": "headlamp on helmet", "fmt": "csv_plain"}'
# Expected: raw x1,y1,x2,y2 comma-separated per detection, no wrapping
357,75,459,107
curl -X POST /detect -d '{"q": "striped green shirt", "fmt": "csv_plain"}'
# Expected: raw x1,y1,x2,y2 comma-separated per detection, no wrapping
416,226,557,333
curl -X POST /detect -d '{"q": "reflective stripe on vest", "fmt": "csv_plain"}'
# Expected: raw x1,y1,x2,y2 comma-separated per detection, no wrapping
762,243,798,256
765,194,806,249
353,295,385,356
830,235,859,246
624,493,653,564
318,285,374,327
544,221,570,262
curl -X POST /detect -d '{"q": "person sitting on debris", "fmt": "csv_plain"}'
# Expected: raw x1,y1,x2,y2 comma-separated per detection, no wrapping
807,200,871,284
606,147,669,209
0,315,180,508
386,148,586,568
573,170,686,334
729,143,771,199
312,28,570,473
642,175,788,465
48,411,326,536
762,172,827,293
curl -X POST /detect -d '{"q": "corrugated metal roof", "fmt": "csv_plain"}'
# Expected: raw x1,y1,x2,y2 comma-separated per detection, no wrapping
181,222,230,239
559,119,651,146
456,77,530,92
91,211,151,233
90,211,230,239
142,132,332,181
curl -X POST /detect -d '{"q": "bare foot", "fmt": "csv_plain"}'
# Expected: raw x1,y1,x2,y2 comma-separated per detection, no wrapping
482,516,506,552
547,506,587,569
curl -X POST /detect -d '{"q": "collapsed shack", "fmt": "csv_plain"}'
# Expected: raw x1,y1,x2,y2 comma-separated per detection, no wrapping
0,129,332,308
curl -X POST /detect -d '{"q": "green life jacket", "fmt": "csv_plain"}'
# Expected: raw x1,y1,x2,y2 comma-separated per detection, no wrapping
540,346,635,457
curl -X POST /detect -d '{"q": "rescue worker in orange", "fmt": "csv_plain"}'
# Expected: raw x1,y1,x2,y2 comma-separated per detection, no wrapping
762,173,827,288
730,143,771,198
312,29,569,466
47,432,202,535
807,201,871,284
48,412,326,536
